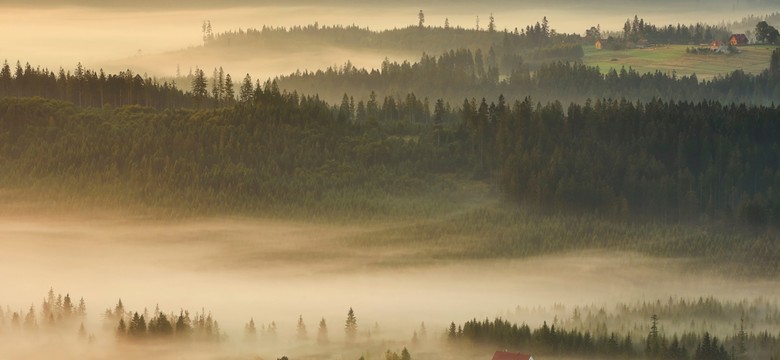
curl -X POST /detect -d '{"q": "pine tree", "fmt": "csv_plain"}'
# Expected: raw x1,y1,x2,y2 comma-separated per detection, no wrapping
77,298,86,318
241,318,254,340
224,74,235,104
646,314,660,357
297,315,308,341
63,293,73,319
488,13,496,33
317,317,329,345
447,322,457,341
191,67,208,108
239,74,253,103
117,318,127,337
418,10,425,28
401,347,411,360
212,67,222,104
345,308,357,343
770,48,780,78
738,315,747,355
24,304,37,331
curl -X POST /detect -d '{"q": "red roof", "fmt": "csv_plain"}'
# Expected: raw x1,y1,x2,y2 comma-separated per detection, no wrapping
730,34,748,44
492,351,533,360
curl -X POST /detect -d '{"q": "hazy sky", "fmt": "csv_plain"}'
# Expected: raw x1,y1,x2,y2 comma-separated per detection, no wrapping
0,1,775,78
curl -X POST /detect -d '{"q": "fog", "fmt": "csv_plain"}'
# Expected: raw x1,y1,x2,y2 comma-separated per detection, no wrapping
2,207,779,359
3,2,780,359
1,2,775,80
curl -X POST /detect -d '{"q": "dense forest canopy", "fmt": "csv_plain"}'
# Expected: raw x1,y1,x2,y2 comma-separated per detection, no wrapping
2,57,780,225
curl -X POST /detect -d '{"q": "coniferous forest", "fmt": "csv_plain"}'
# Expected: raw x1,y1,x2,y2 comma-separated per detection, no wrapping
2,3,780,360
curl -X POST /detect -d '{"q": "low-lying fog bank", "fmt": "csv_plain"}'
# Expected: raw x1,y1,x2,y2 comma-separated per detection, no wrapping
2,214,778,338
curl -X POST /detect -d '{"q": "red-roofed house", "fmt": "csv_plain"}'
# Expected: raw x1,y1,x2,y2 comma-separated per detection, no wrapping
729,34,749,46
492,351,534,360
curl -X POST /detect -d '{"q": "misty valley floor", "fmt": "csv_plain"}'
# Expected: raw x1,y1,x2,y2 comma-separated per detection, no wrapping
1,196,779,359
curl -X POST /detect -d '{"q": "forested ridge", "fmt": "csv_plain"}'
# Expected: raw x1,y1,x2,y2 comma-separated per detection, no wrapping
203,18,582,61
276,48,780,105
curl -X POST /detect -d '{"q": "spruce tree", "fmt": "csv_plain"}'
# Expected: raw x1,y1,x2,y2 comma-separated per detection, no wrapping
297,315,308,340
191,67,208,108
245,318,257,341
239,74,253,103
317,317,329,345
345,308,358,343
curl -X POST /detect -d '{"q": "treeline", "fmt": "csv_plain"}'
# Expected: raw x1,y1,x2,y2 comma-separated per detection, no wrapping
105,299,224,342
278,48,508,106
277,49,780,105
621,16,732,44
727,12,780,33
448,317,635,357
0,60,195,109
559,297,780,336
205,17,582,59
0,288,91,339
446,317,750,360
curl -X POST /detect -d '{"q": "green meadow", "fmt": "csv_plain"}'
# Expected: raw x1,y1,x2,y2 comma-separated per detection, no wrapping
583,44,779,79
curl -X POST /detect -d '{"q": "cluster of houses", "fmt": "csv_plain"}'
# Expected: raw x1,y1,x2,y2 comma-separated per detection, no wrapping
594,33,749,52
708,34,748,53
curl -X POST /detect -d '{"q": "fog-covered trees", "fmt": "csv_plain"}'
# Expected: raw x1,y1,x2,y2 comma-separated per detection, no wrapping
345,308,358,343
0,288,89,338
297,315,308,341
245,318,257,341
115,305,221,342
318,318,329,345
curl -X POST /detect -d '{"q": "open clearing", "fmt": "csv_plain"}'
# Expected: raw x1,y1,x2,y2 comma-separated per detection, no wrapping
583,44,779,79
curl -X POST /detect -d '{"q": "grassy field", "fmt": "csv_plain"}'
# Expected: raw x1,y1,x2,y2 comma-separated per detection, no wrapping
583,44,779,79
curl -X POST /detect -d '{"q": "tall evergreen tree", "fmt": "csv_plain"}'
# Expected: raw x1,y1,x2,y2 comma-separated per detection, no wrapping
239,74,253,103
191,67,208,108
317,318,329,345
224,73,235,104
297,315,308,341
345,308,357,343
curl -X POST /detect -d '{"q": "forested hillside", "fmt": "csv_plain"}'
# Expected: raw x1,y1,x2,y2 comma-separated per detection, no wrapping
0,95,445,217
2,68,780,226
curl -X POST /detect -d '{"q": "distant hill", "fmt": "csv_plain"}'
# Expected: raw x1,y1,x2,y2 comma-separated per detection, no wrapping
106,23,581,82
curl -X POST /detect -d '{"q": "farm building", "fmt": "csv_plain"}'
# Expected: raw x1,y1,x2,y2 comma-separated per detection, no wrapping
710,40,723,51
492,351,534,360
729,34,748,46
